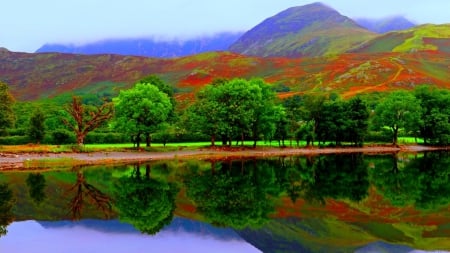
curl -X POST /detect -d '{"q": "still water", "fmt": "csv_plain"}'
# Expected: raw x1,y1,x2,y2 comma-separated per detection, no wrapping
0,152,449,253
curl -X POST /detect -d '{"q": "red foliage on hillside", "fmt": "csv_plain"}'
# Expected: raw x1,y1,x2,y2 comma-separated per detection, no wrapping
1,50,449,101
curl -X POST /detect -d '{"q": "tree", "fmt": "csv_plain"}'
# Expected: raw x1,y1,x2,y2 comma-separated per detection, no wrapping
137,75,176,114
62,96,113,145
346,97,370,146
414,86,450,145
187,78,282,147
28,108,46,143
373,91,422,146
248,79,285,147
185,84,224,146
113,83,172,148
0,81,15,135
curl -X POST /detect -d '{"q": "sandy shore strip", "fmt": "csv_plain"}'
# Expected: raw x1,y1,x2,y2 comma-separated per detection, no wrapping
0,145,447,170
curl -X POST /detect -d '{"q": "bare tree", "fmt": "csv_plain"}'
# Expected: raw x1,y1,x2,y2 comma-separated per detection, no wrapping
62,96,113,146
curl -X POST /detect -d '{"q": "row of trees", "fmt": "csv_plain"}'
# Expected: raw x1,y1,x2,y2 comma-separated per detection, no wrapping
0,77,449,147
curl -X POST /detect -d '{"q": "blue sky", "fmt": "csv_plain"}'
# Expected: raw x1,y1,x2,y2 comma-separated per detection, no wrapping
1,0,449,52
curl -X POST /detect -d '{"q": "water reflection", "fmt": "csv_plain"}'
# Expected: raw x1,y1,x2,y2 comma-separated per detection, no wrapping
1,219,261,253
26,173,47,205
114,163,179,235
275,154,369,205
371,152,450,209
0,183,14,237
0,152,449,252
66,170,113,220
184,159,280,229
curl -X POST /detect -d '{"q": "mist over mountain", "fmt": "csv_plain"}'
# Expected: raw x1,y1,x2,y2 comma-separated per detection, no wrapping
36,32,243,58
228,2,375,57
355,16,416,33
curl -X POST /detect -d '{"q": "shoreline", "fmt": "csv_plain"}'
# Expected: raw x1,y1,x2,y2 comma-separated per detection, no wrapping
0,144,448,171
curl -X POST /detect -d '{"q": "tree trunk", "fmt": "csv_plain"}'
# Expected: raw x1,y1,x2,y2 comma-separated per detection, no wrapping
211,134,216,147
146,134,151,147
136,133,141,149
392,126,399,146
76,132,85,146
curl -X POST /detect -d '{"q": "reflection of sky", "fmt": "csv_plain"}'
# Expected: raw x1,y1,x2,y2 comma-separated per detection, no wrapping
0,220,262,253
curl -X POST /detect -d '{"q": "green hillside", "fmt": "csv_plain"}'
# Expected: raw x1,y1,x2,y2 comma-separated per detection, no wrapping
350,24,450,53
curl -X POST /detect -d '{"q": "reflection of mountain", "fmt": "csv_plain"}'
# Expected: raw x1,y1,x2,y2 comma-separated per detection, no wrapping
38,219,138,234
37,217,242,241
355,241,412,253
237,218,420,253
237,217,360,253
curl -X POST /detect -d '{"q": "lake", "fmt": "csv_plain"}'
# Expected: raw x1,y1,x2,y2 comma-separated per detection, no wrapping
0,152,449,252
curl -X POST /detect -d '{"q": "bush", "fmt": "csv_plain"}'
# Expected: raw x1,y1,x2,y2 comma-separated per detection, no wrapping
84,132,128,144
6,128,27,136
0,135,30,145
49,130,76,145
365,130,392,143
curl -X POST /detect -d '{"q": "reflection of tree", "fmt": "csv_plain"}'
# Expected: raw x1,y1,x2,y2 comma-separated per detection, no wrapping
372,152,450,209
370,154,420,207
26,173,47,205
415,152,450,209
0,183,15,237
275,156,316,204
185,160,279,230
66,170,113,220
285,154,368,204
114,164,179,235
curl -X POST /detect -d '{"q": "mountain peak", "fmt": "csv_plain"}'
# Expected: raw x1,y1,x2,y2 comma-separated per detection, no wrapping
229,2,374,57
355,16,416,33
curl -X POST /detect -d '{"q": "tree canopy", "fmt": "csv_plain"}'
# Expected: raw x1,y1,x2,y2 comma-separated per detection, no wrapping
113,83,172,148
0,81,15,135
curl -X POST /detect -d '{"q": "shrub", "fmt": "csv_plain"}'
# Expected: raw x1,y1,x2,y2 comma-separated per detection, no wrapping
0,135,30,145
49,130,76,145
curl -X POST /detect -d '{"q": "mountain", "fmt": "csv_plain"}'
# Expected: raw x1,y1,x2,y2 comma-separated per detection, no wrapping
36,32,243,58
228,2,376,57
355,16,416,33
350,24,450,53
1,50,449,101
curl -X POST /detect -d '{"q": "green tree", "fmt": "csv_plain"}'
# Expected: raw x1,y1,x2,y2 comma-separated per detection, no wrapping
28,108,46,143
248,79,285,147
26,173,47,205
414,86,450,145
184,84,224,146
113,83,172,148
0,183,15,237
62,96,114,145
373,91,422,146
114,164,179,234
137,75,176,114
0,81,15,135
187,78,283,146
346,97,370,146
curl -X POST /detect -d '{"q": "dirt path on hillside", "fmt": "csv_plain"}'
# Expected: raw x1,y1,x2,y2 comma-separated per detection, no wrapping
1,145,447,171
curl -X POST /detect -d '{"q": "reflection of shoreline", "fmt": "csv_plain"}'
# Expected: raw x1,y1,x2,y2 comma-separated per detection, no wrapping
2,219,261,253
37,217,242,241
0,145,447,170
